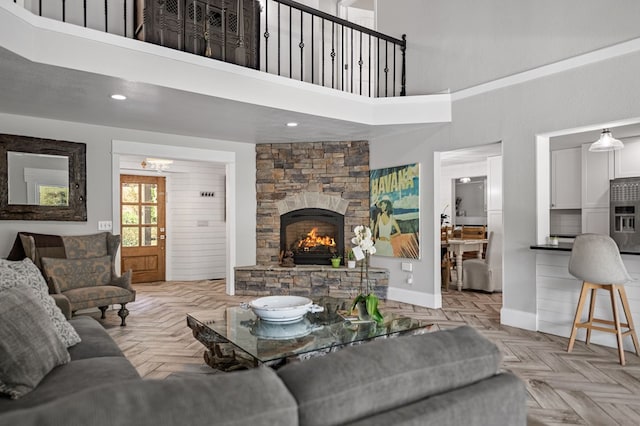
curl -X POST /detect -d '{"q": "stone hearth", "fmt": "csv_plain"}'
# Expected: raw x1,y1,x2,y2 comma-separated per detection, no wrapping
235,265,389,299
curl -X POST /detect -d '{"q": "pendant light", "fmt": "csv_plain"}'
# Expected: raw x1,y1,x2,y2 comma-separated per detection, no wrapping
588,129,624,152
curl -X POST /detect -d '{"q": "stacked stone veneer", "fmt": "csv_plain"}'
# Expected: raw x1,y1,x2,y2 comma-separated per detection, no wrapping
234,140,388,299
255,141,370,264
235,265,389,299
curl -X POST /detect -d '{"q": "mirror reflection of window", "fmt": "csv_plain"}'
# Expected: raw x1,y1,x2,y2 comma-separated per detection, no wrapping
7,152,69,206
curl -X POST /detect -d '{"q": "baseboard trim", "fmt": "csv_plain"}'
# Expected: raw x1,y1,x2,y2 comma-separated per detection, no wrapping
501,307,537,331
387,287,440,309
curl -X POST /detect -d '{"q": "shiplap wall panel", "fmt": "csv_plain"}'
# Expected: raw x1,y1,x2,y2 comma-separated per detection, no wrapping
536,250,640,352
167,161,226,280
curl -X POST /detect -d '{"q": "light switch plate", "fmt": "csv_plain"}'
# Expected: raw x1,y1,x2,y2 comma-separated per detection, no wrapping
98,221,113,231
401,262,412,272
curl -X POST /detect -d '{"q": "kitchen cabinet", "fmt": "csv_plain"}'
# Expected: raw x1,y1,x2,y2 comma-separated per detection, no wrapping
581,143,613,209
614,137,640,178
551,147,581,209
582,208,609,234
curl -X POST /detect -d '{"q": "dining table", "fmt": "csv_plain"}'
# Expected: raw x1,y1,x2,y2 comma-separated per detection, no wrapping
445,239,488,291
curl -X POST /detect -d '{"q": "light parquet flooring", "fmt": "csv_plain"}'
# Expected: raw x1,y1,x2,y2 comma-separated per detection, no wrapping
83,280,640,426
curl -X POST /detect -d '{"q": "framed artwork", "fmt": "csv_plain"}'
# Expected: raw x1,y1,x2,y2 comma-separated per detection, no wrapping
370,163,420,259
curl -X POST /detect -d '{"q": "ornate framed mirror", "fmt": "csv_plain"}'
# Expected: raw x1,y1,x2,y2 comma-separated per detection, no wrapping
0,133,87,221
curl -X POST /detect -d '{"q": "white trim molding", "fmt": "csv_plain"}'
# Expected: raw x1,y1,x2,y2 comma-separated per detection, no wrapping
387,286,441,309
500,307,537,331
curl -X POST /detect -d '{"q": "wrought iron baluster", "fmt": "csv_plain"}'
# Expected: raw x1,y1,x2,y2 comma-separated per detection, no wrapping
368,34,371,97
341,25,344,91
400,34,406,96
39,0,42,16
321,18,325,87
277,2,281,75
104,0,108,32
384,40,388,97
289,6,292,78
299,9,303,81
376,37,380,97
123,0,127,37
331,21,335,89
358,30,362,95
83,0,87,27
350,27,353,93
393,41,396,96
311,15,314,84
264,0,269,72
62,0,66,22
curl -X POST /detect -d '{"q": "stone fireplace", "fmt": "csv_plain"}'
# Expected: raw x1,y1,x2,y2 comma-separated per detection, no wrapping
280,208,344,265
234,141,389,298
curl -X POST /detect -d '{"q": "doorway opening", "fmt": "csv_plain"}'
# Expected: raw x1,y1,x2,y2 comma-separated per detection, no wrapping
437,142,503,296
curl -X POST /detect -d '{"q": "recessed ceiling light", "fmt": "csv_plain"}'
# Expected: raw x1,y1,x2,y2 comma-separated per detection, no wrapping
286,122,298,127
110,94,127,100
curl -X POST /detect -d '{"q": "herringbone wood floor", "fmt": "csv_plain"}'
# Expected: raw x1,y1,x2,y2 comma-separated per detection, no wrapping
83,280,640,426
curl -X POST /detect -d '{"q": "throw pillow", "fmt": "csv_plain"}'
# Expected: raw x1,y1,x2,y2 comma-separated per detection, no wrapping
62,233,108,259
41,255,112,292
0,259,81,347
0,286,70,399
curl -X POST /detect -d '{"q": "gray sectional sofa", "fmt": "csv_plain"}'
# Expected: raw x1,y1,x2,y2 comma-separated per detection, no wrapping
0,316,526,426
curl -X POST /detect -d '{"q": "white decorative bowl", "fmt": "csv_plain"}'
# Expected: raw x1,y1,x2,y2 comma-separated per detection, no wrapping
250,296,324,323
249,318,320,340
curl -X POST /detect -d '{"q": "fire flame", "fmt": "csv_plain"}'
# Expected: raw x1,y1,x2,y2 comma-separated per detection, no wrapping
298,227,336,249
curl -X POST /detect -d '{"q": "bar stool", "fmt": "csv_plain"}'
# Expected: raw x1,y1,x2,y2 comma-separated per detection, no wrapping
567,234,639,365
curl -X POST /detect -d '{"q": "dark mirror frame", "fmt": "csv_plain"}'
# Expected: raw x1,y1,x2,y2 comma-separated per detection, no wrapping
0,133,87,221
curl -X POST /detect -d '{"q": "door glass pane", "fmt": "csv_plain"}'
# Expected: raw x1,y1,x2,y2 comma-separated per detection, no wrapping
142,206,158,225
142,227,158,246
122,183,139,202
122,227,139,247
142,184,158,203
122,206,139,224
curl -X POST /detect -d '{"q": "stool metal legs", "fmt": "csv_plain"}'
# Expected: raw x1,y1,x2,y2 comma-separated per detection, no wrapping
567,282,640,366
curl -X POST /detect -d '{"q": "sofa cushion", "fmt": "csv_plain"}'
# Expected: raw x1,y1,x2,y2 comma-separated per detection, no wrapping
62,233,109,259
0,259,81,347
0,367,297,426
62,286,135,311
0,357,139,413
344,373,527,426
42,255,112,292
0,287,70,400
277,325,502,426
68,317,125,361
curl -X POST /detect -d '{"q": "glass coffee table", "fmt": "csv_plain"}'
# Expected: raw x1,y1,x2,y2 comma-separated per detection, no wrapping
187,297,433,371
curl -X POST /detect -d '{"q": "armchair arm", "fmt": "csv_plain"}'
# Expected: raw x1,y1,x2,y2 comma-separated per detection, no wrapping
111,270,133,291
51,294,72,320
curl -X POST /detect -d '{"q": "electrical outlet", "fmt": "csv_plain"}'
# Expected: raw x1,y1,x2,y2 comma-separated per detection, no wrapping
98,221,112,231
406,274,413,284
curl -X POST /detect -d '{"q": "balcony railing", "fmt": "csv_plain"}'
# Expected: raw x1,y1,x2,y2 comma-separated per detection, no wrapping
13,0,406,97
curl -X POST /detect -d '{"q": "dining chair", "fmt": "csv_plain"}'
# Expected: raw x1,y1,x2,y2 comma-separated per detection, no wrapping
440,227,453,291
460,225,486,261
567,233,639,365
462,231,496,292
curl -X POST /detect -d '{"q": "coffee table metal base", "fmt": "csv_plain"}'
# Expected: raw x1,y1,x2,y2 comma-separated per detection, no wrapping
188,313,433,371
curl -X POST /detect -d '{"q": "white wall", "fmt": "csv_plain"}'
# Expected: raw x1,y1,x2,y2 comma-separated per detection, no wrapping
376,1,640,328
0,113,257,274
167,160,227,280
377,0,640,94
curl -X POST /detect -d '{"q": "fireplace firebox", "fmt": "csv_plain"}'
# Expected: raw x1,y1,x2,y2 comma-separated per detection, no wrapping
280,208,345,265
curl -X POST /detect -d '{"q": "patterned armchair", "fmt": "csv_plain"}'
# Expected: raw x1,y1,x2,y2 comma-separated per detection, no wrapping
17,232,135,326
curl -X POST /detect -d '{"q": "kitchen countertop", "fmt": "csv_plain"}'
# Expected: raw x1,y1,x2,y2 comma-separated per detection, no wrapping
530,243,640,255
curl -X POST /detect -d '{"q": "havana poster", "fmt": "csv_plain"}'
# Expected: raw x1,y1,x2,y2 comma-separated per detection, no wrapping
370,163,420,259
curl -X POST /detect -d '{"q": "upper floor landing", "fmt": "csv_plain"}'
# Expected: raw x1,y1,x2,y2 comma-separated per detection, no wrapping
0,1,451,143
